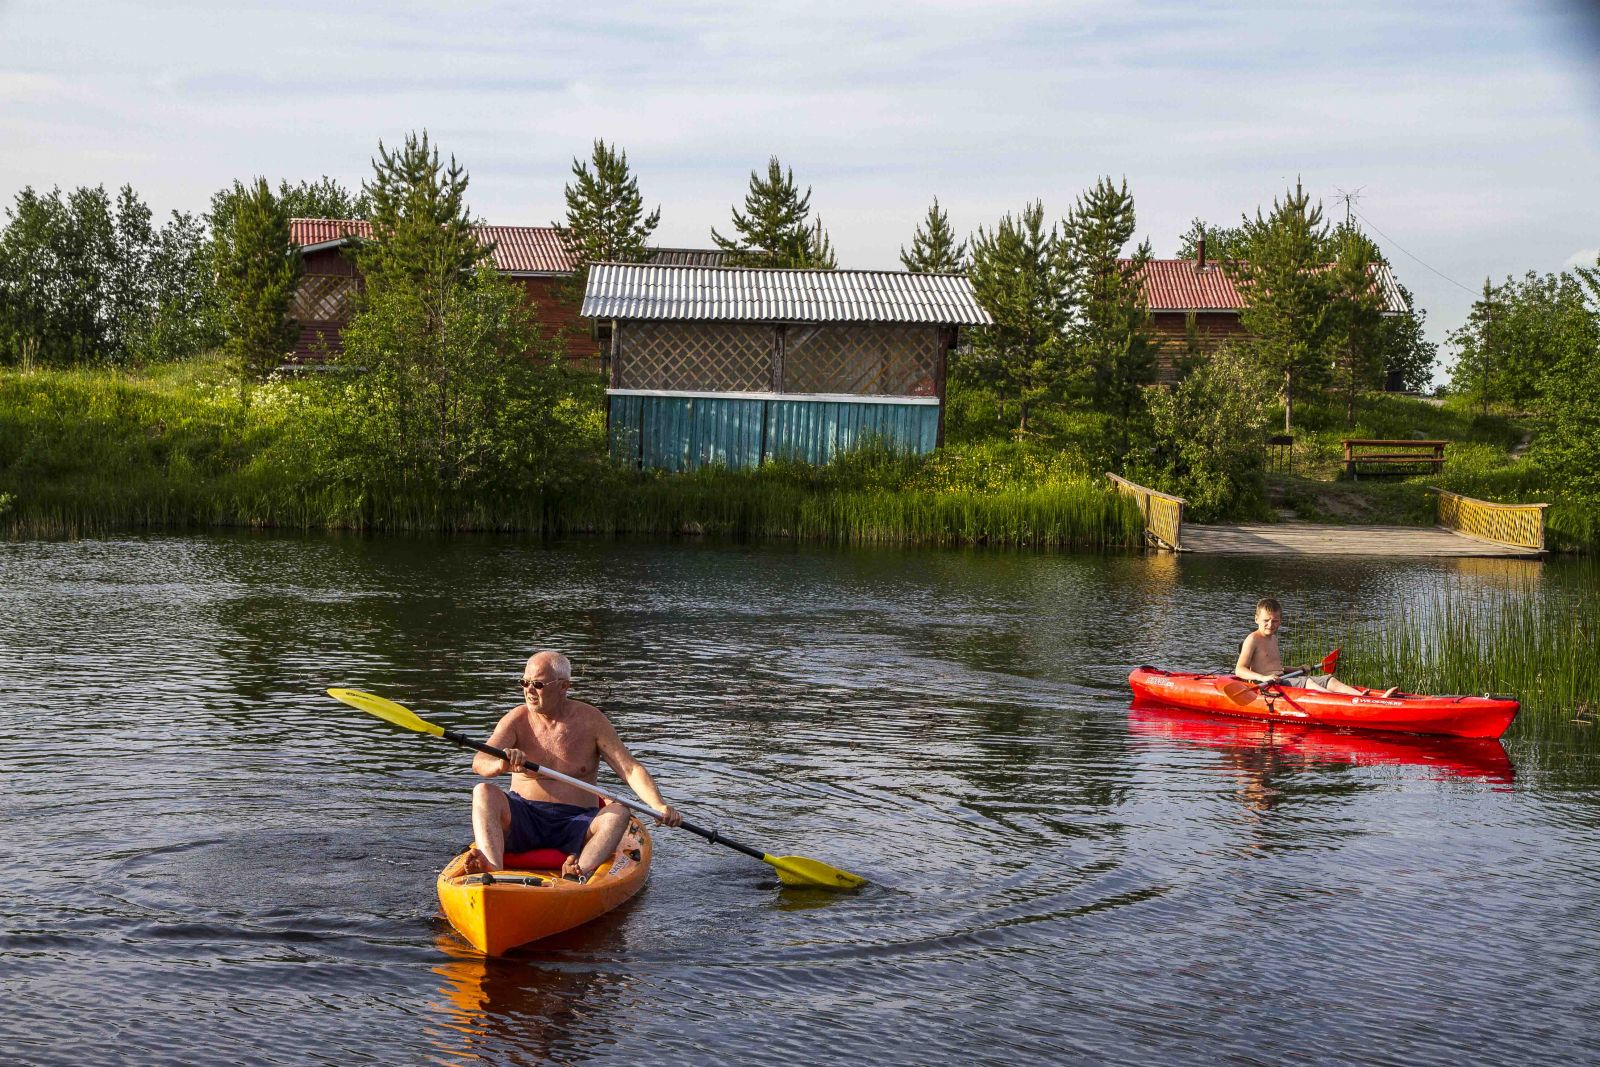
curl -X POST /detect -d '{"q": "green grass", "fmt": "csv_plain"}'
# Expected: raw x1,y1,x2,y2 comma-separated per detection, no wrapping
0,362,1144,548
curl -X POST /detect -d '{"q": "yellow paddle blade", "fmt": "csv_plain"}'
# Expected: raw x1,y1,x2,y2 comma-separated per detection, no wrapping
765,853,869,890
327,688,445,737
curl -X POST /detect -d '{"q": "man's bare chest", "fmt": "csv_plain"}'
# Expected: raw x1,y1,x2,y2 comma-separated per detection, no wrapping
516,716,600,776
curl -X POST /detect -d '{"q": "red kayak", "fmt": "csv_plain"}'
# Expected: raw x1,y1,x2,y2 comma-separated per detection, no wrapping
1128,666,1518,739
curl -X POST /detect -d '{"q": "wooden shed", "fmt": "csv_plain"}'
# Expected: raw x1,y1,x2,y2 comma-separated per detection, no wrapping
583,263,992,471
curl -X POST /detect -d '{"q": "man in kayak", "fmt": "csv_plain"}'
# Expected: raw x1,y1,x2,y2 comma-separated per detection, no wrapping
463,650,683,882
1236,599,1400,697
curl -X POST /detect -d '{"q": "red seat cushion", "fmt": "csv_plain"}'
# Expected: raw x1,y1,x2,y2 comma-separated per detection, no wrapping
503,848,570,870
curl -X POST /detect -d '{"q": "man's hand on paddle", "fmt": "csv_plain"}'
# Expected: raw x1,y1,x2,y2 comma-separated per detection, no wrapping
655,805,684,828
499,747,528,774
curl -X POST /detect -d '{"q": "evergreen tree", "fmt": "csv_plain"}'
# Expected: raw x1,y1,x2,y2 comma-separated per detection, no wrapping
340,132,550,497
791,216,837,269
1176,218,1246,262
965,201,1071,432
359,132,486,295
711,157,835,268
1061,177,1155,452
1323,222,1386,423
209,178,300,392
557,140,661,271
1234,180,1332,432
900,198,967,273
278,176,370,220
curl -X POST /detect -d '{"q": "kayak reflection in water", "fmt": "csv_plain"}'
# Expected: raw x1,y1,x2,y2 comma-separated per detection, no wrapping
1236,598,1400,698
462,649,683,882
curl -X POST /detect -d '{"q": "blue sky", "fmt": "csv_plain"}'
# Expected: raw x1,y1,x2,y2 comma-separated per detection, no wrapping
3,0,1598,372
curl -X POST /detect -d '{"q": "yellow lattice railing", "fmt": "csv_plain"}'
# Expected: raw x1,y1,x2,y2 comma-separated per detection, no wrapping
1431,487,1547,552
1107,473,1186,551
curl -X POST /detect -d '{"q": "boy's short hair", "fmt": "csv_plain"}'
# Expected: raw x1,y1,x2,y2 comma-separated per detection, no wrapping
1256,597,1283,615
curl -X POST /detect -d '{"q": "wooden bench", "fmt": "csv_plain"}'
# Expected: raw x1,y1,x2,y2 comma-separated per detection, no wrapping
1342,439,1447,477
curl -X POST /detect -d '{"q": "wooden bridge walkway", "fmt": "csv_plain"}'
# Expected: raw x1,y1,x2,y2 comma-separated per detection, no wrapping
1108,474,1548,558
1182,523,1540,558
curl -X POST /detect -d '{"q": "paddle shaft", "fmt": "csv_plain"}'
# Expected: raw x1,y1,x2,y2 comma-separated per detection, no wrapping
438,731,770,864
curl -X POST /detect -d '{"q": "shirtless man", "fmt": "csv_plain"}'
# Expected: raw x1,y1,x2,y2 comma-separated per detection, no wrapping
1235,598,1399,697
465,650,682,881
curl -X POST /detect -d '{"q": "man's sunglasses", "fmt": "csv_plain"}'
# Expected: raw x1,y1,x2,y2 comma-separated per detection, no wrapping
520,677,560,691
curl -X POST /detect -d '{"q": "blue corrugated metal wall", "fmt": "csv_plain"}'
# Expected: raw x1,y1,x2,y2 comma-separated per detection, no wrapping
609,395,939,471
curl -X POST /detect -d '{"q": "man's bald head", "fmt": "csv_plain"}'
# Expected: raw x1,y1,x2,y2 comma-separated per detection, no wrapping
525,650,572,680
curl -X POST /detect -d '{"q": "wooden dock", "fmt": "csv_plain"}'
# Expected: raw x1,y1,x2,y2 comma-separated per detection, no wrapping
1182,523,1539,558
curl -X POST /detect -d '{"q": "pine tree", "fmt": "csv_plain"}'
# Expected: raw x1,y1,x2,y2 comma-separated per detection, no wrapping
900,198,967,273
558,140,660,271
1062,177,1155,453
1234,179,1332,432
711,157,834,268
359,132,485,296
965,201,1071,432
342,132,541,495
209,178,300,393
1323,223,1386,423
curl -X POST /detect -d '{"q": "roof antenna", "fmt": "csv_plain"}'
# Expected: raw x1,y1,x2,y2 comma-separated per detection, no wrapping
1334,186,1365,228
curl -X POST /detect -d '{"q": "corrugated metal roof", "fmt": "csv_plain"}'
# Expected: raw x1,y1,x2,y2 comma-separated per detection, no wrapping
289,218,577,273
1132,257,1407,314
582,263,993,325
648,247,738,267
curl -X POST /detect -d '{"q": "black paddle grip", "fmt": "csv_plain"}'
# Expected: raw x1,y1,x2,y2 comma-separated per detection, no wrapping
679,819,767,861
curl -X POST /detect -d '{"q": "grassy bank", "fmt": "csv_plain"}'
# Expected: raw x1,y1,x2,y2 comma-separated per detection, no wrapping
0,362,1143,548
1268,393,1597,552
1289,576,1600,723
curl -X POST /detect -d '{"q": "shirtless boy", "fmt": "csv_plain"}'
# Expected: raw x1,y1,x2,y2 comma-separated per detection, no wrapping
465,650,682,881
1235,598,1399,697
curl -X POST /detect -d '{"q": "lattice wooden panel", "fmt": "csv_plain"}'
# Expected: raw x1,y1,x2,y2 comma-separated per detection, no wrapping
783,324,941,396
291,274,358,323
618,322,773,391
1437,491,1545,551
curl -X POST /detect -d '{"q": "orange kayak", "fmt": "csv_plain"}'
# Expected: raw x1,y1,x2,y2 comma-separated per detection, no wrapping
437,818,652,955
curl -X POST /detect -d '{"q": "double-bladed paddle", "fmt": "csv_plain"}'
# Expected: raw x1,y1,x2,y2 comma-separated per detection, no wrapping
326,687,868,891
1220,649,1340,708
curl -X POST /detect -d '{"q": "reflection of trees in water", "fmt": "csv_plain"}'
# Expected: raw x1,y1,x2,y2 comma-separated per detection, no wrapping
428,927,635,1066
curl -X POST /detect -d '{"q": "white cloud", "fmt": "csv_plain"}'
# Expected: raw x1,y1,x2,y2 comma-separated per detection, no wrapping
1565,248,1600,270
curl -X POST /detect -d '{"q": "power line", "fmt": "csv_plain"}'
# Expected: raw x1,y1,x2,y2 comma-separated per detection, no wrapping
1351,208,1478,295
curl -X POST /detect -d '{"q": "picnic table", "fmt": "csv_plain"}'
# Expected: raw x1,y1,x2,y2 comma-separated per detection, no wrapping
1342,438,1447,477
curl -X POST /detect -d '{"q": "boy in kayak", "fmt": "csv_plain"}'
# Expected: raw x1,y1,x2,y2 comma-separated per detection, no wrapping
1235,598,1399,697
462,650,682,881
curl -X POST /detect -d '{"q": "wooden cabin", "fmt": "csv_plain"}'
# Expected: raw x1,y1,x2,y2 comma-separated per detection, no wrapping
287,219,735,369
1132,247,1408,382
584,263,992,471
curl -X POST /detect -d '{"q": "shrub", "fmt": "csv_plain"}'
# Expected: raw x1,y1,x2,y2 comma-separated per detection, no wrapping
1145,344,1274,521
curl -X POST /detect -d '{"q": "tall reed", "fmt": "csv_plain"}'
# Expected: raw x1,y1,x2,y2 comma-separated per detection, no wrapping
1291,585,1599,720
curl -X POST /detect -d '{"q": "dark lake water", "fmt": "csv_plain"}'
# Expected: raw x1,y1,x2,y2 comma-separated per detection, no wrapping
3,533,1599,1065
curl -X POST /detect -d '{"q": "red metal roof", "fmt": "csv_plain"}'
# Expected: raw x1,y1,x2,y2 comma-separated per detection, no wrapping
1129,257,1405,313
1133,259,1245,311
289,218,577,274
